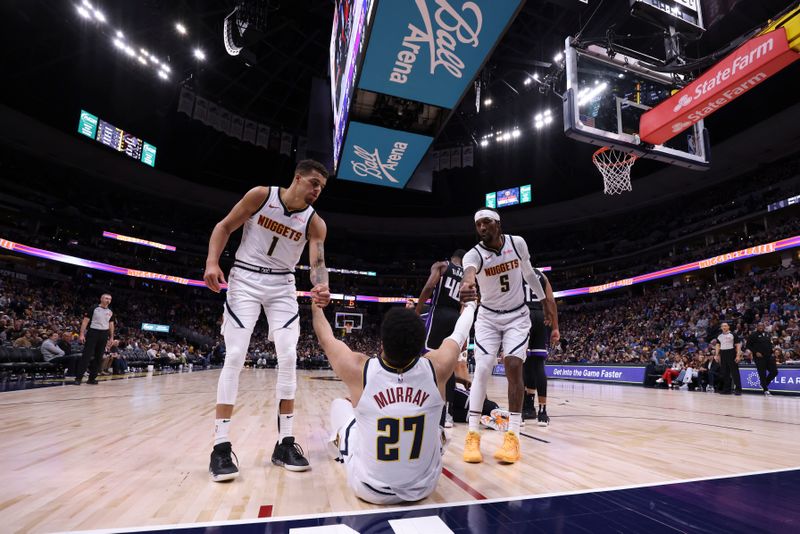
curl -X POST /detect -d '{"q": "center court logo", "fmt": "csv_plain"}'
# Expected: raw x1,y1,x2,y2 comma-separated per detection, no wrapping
389,0,483,84
350,142,409,183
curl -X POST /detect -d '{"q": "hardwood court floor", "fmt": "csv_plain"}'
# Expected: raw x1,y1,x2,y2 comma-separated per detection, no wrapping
2,368,799,533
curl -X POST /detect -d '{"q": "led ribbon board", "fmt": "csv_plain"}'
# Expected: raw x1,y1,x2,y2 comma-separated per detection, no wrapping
102,231,176,251
2,235,797,300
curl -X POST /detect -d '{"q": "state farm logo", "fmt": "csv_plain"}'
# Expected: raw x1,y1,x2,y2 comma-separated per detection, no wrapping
672,94,693,113
389,0,483,85
350,142,409,184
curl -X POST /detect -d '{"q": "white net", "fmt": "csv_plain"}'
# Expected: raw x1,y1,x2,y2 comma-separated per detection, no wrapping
592,147,637,195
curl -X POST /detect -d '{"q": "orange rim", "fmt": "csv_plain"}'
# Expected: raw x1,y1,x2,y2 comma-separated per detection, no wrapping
592,146,638,167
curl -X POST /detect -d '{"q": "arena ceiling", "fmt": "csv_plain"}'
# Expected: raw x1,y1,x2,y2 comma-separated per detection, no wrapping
1,0,798,219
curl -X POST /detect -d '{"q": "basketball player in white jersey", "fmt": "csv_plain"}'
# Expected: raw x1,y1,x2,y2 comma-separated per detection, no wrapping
203,160,331,481
312,302,476,504
460,208,554,464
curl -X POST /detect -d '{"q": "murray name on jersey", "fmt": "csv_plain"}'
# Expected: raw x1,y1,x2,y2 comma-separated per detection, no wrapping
372,386,431,409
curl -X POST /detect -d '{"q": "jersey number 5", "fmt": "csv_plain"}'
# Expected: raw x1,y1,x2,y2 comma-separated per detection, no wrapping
500,274,510,292
376,415,424,461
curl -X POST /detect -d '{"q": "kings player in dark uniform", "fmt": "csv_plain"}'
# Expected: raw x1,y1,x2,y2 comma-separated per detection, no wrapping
415,249,466,426
522,269,559,427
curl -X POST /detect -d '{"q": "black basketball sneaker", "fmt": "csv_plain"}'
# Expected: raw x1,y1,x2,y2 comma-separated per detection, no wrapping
522,394,536,422
209,442,239,482
271,437,310,471
537,406,550,427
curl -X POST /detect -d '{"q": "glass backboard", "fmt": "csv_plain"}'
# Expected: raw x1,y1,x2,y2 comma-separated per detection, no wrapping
563,38,710,170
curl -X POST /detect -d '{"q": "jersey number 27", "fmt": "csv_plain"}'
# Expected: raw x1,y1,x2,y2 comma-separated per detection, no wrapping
376,415,424,461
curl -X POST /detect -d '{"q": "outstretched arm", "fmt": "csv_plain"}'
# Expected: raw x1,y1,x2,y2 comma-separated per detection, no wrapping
460,248,481,303
427,302,477,387
308,215,330,308
311,305,366,396
415,261,447,315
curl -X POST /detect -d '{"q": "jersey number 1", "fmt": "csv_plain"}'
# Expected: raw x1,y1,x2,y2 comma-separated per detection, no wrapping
376,415,424,461
267,236,279,256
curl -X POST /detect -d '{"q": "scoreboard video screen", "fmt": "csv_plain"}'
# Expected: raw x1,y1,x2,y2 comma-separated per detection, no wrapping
486,184,532,209
78,110,157,167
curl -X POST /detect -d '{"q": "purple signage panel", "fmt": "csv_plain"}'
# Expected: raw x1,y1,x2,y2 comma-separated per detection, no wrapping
545,365,645,384
740,367,800,393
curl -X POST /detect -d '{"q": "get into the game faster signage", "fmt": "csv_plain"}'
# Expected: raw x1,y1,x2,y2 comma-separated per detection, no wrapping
338,121,433,188
640,28,799,145
357,0,523,108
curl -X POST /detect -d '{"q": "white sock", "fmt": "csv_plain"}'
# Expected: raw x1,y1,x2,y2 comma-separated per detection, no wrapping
468,411,481,432
509,412,522,435
278,413,294,441
214,418,231,446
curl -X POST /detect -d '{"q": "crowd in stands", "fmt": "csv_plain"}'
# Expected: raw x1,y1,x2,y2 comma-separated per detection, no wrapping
553,263,800,370
0,269,384,378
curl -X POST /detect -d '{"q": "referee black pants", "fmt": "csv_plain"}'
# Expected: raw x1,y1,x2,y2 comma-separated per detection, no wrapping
76,329,109,382
719,349,741,393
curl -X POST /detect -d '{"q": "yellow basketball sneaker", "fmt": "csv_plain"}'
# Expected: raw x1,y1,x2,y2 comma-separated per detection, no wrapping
463,431,483,463
493,431,520,463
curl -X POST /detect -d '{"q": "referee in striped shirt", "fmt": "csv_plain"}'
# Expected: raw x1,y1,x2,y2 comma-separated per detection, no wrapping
73,293,115,385
715,322,742,395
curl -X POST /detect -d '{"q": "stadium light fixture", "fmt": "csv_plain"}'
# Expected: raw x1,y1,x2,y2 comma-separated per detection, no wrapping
158,70,169,80
112,37,124,49
553,51,563,63
524,77,532,85
175,22,188,35
480,139,489,147
82,0,93,8
193,48,206,61
161,64,172,73
137,55,148,65
512,129,521,138
116,30,124,38
94,9,106,23
76,5,92,19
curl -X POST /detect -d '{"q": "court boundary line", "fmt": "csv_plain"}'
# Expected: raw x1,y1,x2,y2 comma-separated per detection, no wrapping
64,465,800,534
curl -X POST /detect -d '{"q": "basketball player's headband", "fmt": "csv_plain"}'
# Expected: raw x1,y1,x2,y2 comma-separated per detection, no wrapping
474,209,500,223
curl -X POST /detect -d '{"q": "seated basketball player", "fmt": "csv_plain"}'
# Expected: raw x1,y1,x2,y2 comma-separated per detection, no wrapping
311,302,476,504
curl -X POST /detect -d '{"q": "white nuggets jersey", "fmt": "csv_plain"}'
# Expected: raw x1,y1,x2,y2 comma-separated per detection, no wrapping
464,234,527,312
351,357,444,501
235,187,315,272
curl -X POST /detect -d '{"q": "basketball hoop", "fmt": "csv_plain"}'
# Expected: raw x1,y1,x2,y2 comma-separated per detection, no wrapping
344,321,354,335
592,146,637,195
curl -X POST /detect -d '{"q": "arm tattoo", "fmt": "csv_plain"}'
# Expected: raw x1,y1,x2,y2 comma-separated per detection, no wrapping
310,241,328,286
